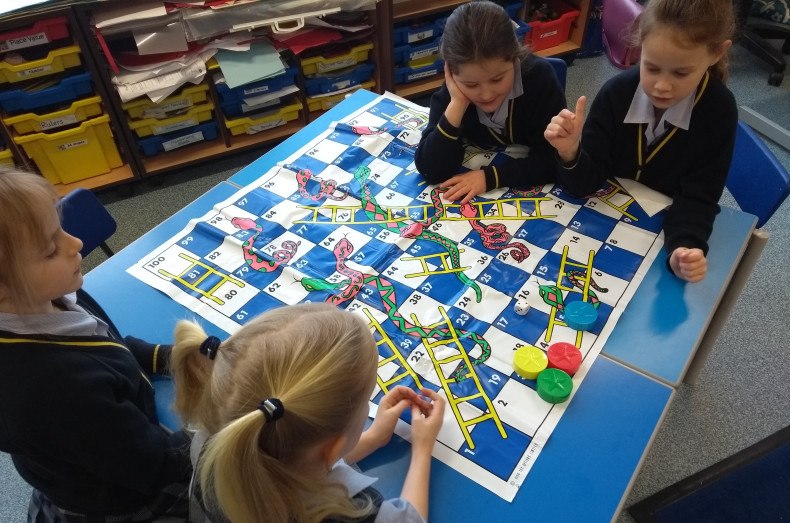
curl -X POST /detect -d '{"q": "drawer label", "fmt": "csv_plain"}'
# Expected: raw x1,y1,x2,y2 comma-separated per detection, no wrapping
407,69,439,81
40,114,79,131
247,118,285,135
162,131,204,151
243,85,270,96
153,118,198,135
17,65,52,79
317,57,355,73
143,98,193,119
539,30,559,39
411,46,438,61
408,30,434,43
0,32,49,52
57,139,88,151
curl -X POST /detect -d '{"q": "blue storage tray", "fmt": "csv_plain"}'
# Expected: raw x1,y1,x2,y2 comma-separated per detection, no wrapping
304,62,375,96
394,58,444,84
514,19,531,40
220,96,281,118
393,17,444,46
394,36,441,65
137,121,218,157
0,70,92,114
215,65,298,104
504,1,525,19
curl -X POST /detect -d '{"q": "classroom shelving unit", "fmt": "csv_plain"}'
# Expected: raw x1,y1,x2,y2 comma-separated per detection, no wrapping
0,0,591,193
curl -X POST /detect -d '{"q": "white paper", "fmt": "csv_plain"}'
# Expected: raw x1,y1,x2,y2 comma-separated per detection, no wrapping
616,177,673,217
93,2,168,29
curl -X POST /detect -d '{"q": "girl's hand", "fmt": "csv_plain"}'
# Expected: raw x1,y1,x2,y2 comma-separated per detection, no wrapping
410,388,445,453
544,96,586,164
367,386,419,448
444,63,470,127
440,170,486,203
669,247,707,282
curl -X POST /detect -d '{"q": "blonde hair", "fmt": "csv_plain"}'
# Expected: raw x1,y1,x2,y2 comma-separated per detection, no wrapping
0,168,60,310
171,302,379,523
637,0,735,82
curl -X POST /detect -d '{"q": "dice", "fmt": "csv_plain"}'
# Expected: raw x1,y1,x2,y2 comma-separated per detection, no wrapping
514,299,530,316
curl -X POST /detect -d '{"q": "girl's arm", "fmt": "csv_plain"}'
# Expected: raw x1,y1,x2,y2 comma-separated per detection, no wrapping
400,388,445,520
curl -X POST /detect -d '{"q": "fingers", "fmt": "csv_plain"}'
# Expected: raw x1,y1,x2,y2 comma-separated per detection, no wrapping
670,248,707,282
575,95,587,122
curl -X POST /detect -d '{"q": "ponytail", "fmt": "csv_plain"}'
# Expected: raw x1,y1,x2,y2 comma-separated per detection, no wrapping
170,320,216,423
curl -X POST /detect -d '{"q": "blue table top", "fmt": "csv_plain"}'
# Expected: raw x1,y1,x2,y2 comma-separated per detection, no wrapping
82,89,753,520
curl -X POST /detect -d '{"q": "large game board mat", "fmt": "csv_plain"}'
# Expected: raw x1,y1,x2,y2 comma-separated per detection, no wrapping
128,92,665,501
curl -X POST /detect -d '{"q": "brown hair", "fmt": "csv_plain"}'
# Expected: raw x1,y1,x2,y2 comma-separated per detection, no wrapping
637,0,735,81
171,302,379,522
439,0,528,73
0,168,59,310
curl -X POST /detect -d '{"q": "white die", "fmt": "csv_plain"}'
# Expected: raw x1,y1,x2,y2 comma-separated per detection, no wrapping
514,299,530,316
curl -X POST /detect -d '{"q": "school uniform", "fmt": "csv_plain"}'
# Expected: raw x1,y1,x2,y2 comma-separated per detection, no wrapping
555,66,738,255
189,430,425,522
0,290,190,521
415,54,567,191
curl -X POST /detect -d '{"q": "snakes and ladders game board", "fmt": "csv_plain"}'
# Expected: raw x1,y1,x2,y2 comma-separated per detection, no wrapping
128,92,666,501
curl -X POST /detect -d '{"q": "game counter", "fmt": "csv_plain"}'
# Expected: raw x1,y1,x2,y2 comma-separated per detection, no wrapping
83,88,755,521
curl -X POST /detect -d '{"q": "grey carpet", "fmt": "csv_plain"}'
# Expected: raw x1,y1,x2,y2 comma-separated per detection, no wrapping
1,44,788,521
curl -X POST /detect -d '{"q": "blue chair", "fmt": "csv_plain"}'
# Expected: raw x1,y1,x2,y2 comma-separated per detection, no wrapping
59,188,117,257
726,121,790,228
545,56,567,91
685,121,789,384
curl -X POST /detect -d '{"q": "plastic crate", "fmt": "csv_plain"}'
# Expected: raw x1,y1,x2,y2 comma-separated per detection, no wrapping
301,42,373,75
0,17,70,53
0,45,82,84
137,121,219,157
225,100,302,136
393,17,446,46
128,101,215,138
214,65,298,104
393,36,440,65
307,81,375,112
0,146,13,168
525,2,580,52
394,56,444,84
3,96,103,134
0,71,93,116
305,62,374,96
503,1,525,19
13,114,122,185
123,83,209,120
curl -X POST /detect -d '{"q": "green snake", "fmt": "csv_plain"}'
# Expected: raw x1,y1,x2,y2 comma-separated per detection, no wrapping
303,237,491,382
231,217,300,272
353,165,482,301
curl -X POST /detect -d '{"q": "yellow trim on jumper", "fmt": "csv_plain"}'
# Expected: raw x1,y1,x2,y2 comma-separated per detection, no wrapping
492,166,500,188
437,122,459,140
487,126,506,145
0,337,128,349
152,344,161,374
635,71,710,180
508,99,515,142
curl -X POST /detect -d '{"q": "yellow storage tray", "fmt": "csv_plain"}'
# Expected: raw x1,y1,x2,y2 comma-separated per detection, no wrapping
127,101,215,138
301,42,373,75
3,96,103,134
0,147,14,168
225,100,302,136
122,83,209,120
0,45,82,84
13,114,122,185
307,81,375,112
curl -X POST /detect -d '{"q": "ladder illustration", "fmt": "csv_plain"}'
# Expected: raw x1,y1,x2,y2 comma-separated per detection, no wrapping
157,252,244,306
595,179,638,221
364,309,425,393
402,250,470,278
544,246,595,347
410,307,507,450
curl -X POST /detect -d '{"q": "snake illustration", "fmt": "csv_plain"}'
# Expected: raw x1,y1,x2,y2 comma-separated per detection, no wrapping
509,184,544,198
353,165,483,301
567,270,608,293
295,168,348,201
231,217,300,272
302,238,491,382
460,203,530,262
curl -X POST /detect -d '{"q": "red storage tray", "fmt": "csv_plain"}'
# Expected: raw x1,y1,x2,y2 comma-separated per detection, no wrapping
525,3,580,52
0,17,70,53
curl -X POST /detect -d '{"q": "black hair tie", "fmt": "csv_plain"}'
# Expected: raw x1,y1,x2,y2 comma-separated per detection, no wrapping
259,398,284,422
199,336,221,360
